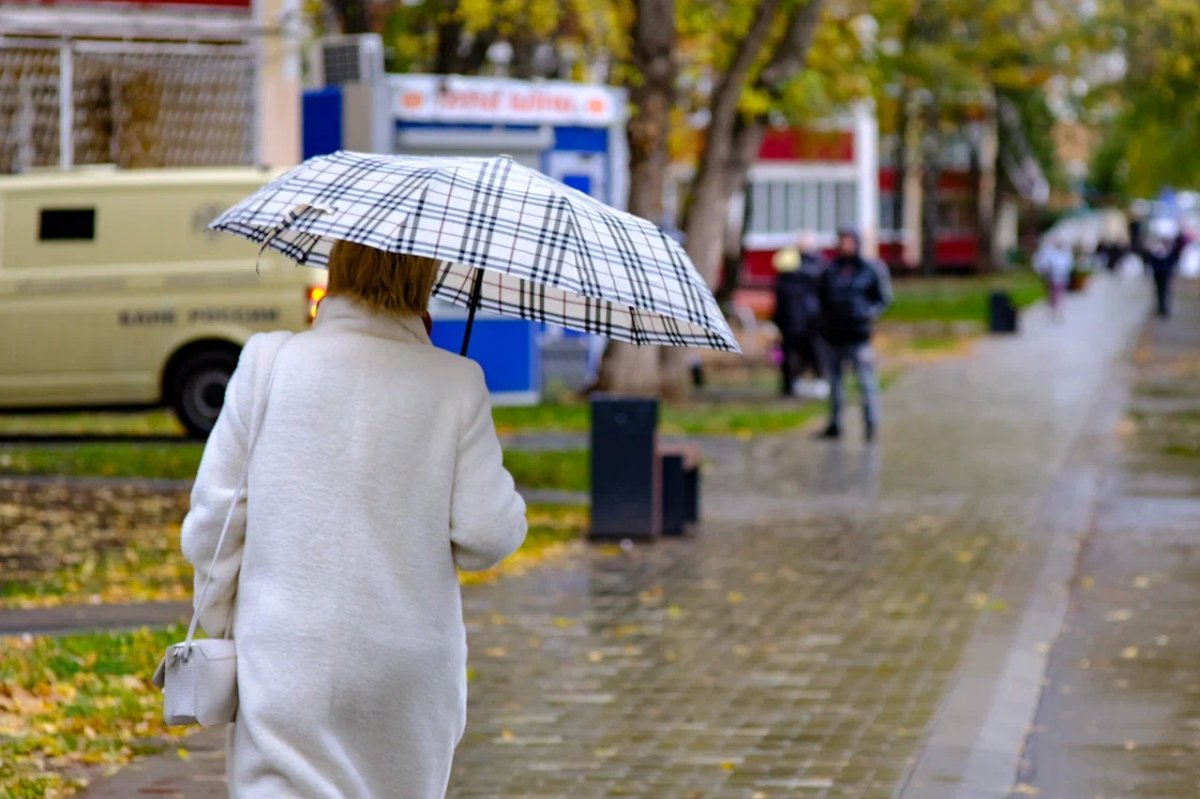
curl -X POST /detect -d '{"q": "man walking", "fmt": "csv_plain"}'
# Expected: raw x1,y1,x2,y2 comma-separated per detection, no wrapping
773,232,827,398
1137,217,1188,318
817,229,892,442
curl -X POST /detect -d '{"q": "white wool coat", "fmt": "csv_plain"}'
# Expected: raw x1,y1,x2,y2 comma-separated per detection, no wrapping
181,295,527,799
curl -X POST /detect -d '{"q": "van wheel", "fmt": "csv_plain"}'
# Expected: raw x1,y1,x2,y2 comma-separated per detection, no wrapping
172,351,239,439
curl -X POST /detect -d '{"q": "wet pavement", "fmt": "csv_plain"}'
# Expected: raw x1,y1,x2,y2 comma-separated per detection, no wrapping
1021,282,1200,799
80,277,1157,799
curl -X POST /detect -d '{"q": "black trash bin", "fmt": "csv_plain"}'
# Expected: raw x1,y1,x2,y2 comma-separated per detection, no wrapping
589,397,660,541
989,291,1018,334
659,443,701,536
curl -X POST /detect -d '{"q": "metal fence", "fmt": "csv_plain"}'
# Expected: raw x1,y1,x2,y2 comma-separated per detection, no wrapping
0,39,255,174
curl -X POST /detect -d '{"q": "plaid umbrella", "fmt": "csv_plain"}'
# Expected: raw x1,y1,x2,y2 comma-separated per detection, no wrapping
210,150,739,355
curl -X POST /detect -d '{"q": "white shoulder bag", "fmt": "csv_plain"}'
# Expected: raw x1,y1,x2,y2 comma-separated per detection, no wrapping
152,337,287,726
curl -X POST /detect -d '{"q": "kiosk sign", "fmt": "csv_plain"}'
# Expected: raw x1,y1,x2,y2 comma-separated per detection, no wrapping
391,75,621,127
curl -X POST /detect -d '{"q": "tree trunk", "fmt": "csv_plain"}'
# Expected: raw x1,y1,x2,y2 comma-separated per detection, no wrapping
510,32,537,79
680,0,784,288
990,87,1008,268
714,116,766,305
681,0,824,290
592,0,676,397
328,0,371,34
663,0,822,397
971,139,995,273
919,97,941,276
461,30,497,75
435,20,464,74
893,89,909,238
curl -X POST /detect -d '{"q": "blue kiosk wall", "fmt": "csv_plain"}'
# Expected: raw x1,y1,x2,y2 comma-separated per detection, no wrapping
428,313,541,405
300,89,561,406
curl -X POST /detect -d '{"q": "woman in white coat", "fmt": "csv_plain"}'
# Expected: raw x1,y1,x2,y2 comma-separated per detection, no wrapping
181,241,528,798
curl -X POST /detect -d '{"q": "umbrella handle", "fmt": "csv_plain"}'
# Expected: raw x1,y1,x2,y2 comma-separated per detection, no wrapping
460,268,484,357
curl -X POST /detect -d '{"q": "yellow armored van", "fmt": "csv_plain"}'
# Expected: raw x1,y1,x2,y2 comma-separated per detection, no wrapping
0,168,326,438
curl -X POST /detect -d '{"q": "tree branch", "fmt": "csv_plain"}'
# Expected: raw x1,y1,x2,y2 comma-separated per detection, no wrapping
758,0,825,93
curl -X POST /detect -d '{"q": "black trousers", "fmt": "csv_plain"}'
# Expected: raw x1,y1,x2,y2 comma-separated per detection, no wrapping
1154,275,1173,317
781,335,825,394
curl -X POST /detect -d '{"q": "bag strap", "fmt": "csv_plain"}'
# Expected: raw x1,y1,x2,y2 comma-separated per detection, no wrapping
184,336,289,648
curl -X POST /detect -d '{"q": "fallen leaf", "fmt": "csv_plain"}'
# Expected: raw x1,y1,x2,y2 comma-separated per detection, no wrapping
720,761,736,770
485,647,508,658
500,728,515,741
1105,609,1133,622
667,604,682,619
1121,646,1139,660
1080,576,1095,589
955,551,974,564
177,748,190,761
1012,784,1040,795
1124,739,1137,751
1155,635,1170,646
727,591,745,604
1133,575,1151,589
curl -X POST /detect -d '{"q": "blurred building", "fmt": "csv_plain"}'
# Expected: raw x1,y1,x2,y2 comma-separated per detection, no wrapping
665,99,1051,316
664,107,878,316
0,0,302,173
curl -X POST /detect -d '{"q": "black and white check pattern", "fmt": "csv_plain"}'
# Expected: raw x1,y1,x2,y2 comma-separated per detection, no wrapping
210,151,739,353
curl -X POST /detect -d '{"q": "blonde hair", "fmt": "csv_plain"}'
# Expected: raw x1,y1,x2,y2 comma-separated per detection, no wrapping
326,240,441,316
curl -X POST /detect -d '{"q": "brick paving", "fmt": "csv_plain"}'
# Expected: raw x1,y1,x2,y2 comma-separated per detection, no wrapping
1022,281,1200,799
80,278,1150,798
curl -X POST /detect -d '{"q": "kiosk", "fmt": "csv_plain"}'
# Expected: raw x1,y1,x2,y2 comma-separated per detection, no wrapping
302,73,628,405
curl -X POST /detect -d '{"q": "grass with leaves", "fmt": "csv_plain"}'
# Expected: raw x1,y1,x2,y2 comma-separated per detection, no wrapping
0,625,193,799
0,444,204,482
0,411,184,437
494,400,828,437
504,449,589,493
0,502,590,797
0,480,588,609
1128,405,1200,458
0,399,831,483
887,270,1044,324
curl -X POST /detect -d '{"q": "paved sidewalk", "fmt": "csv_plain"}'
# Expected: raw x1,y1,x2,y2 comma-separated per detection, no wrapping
81,278,1150,799
1021,281,1200,799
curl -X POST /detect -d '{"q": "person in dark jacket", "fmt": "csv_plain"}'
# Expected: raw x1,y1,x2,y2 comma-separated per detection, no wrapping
1137,218,1188,318
817,229,893,442
772,233,827,397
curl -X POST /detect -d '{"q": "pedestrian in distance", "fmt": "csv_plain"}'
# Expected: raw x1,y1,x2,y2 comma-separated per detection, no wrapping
773,231,828,399
817,229,892,443
181,240,528,799
1033,237,1073,322
1136,217,1189,318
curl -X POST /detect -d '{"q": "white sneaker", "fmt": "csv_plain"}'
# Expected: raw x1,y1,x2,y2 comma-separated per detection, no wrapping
811,380,830,399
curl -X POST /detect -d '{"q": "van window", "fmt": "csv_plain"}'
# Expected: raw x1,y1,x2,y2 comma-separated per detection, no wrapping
39,208,96,242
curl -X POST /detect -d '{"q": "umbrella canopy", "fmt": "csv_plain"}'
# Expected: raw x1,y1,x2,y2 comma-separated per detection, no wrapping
210,150,739,354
